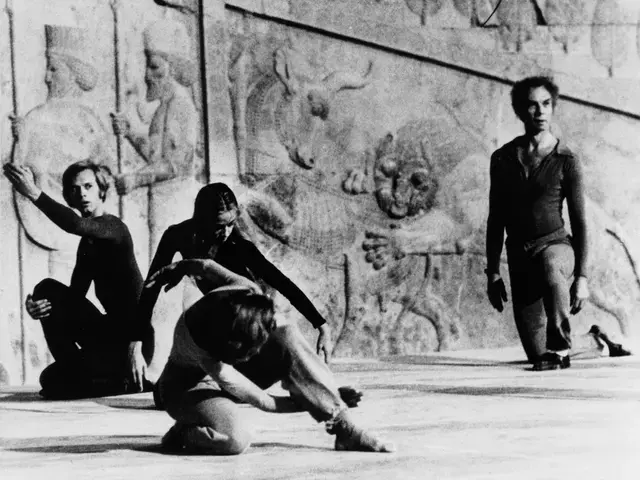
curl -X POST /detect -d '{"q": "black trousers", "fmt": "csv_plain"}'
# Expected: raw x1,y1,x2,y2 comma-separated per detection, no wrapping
32,278,130,399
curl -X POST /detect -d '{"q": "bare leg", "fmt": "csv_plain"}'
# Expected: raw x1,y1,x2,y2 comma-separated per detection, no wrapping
163,387,251,455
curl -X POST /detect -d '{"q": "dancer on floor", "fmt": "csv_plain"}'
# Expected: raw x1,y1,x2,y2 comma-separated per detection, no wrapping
150,257,393,454
139,182,361,406
3,161,150,398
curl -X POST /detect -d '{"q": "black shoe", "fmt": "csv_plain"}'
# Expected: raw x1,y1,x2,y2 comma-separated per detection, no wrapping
532,352,571,371
589,324,632,357
609,343,632,357
338,386,363,408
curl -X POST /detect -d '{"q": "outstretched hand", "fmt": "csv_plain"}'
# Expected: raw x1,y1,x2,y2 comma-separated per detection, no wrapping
145,262,189,292
3,164,42,201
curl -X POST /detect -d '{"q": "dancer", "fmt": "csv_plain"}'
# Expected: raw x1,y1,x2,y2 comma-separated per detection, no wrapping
485,76,590,371
150,257,393,454
3,161,149,398
138,183,333,357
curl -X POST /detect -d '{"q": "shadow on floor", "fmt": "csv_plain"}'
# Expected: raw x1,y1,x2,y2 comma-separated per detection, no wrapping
2,435,159,454
0,390,157,410
0,391,46,402
380,355,530,367
137,441,328,456
94,396,157,410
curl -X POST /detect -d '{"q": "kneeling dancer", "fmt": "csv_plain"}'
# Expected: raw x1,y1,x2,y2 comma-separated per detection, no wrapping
151,259,393,455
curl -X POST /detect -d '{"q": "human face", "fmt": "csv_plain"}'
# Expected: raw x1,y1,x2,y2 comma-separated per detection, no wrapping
197,208,238,249
211,210,238,244
522,86,554,133
145,52,171,102
45,55,75,99
68,169,104,218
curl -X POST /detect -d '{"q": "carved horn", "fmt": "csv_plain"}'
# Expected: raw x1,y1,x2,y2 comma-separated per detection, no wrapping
322,60,373,93
273,48,298,95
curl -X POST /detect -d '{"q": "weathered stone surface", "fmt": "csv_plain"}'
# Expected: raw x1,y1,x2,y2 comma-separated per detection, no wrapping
2,0,640,384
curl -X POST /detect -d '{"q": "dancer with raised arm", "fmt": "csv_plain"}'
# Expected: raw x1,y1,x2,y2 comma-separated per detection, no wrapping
150,257,392,454
3,161,149,398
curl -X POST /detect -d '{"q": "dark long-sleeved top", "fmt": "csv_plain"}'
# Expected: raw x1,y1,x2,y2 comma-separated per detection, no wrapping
486,136,588,278
34,193,145,341
138,220,327,330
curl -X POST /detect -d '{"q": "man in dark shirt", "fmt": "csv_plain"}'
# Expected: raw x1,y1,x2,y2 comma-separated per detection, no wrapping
4,160,149,398
485,76,590,371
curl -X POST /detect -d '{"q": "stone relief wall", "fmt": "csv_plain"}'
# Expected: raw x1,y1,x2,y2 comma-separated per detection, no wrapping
0,0,207,385
217,0,640,358
1,0,639,385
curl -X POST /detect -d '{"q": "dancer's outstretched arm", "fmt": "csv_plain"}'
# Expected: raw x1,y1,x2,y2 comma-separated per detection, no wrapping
146,258,260,293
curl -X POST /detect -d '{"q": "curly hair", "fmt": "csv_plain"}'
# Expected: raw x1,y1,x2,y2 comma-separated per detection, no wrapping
62,160,112,205
510,76,559,121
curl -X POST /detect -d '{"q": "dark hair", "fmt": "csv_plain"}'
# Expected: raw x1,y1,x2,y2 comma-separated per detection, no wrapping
62,160,112,206
510,76,559,121
199,290,276,364
193,182,239,220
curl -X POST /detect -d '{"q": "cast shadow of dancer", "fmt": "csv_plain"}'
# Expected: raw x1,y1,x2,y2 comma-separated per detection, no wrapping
4,435,159,455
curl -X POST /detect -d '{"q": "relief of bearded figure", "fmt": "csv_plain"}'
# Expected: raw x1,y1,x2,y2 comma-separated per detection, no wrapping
111,18,200,252
11,25,114,251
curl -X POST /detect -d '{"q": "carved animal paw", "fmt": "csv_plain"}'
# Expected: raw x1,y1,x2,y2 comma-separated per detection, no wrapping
342,169,371,195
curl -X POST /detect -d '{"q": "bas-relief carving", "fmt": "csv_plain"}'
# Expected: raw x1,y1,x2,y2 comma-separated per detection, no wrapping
229,36,479,354
405,0,446,25
11,25,114,251
591,0,630,76
112,18,201,251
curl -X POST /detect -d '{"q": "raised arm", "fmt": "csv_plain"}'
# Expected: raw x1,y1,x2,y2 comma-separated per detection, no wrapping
3,164,121,240
145,258,260,295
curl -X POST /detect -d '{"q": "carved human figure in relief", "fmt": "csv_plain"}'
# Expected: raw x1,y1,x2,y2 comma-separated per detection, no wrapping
111,19,199,250
11,25,113,250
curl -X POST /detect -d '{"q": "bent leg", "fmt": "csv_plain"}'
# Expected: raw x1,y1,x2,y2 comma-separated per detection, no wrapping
164,387,251,455
539,244,574,352
33,279,106,361
507,250,546,362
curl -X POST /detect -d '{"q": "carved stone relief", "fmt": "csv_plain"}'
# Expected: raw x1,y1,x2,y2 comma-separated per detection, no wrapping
12,25,114,251
113,17,201,251
228,29,486,353
591,0,630,76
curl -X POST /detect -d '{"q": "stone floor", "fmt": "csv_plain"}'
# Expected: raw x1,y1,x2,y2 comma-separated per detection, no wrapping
1,348,639,480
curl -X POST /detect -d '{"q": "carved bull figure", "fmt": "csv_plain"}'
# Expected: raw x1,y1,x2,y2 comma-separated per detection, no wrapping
230,44,473,354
